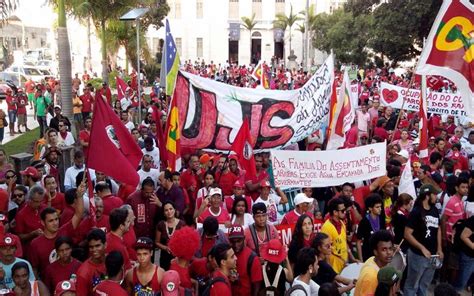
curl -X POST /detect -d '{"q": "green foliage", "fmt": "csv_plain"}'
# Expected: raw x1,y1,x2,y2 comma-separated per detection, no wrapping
107,70,130,89
2,128,39,156
0,0,18,23
312,9,372,66
143,63,161,83
241,13,257,32
88,78,103,90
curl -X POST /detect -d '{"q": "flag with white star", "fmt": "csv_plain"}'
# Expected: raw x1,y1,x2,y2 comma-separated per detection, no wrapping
165,19,180,96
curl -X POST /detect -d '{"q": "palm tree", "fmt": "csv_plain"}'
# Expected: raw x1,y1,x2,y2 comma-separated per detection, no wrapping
57,0,73,118
273,4,303,55
241,13,258,63
0,0,18,23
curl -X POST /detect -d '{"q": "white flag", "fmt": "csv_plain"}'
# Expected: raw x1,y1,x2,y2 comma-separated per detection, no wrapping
398,159,416,198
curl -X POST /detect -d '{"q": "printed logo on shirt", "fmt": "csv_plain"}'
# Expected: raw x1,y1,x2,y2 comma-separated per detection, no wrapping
133,284,155,296
137,204,146,223
49,249,58,264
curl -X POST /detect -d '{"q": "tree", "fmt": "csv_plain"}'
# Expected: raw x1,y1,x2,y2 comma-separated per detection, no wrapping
57,0,73,118
273,4,303,55
0,0,18,23
241,13,258,63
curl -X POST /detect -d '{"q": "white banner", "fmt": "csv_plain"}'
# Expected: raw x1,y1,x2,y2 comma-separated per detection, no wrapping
174,55,335,151
380,82,467,116
271,142,387,188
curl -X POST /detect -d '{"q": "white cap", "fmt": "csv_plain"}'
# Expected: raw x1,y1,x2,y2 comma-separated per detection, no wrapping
294,193,314,206
396,149,409,159
208,187,222,197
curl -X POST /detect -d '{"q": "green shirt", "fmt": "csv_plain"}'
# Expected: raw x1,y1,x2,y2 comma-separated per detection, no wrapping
35,96,51,117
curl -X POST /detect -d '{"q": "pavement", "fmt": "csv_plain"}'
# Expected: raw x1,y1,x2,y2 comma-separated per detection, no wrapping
0,99,39,145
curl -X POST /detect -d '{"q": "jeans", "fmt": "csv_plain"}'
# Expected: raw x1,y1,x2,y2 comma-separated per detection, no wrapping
8,110,16,123
454,251,474,292
403,248,436,296
37,115,47,138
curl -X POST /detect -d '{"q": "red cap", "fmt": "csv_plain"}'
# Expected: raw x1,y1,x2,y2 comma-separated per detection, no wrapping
161,270,181,296
199,153,214,165
233,180,244,188
261,239,287,264
228,225,245,239
260,180,271,188
0,234,16,247
20,166,39,178
55,280,76,295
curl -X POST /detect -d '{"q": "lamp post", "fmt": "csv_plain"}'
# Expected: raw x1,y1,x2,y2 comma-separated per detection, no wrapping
120,7,150,125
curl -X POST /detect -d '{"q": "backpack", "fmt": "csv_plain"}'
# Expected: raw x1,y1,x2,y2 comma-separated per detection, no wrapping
284,284,307,296
259,263,284,296
200,277,228,296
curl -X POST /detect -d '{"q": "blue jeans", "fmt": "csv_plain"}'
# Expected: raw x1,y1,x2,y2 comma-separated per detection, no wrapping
37,115,47,138
403,248,436,296
454,251,474,292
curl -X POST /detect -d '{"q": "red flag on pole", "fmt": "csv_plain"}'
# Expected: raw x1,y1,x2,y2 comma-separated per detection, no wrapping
231,119,257,179
116,76,128,101
87,92,143,187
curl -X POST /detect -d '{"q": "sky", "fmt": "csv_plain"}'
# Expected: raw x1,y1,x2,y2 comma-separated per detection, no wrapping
14,0,56,28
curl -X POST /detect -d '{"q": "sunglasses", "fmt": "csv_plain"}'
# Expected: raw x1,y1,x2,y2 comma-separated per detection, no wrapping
5,175,15,179
13,193,24,198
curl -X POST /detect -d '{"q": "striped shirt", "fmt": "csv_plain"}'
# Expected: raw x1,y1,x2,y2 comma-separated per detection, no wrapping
444,194,465,240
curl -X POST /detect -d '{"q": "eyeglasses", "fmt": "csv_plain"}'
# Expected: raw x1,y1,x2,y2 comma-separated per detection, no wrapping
13,193,24,198
5,175,15,179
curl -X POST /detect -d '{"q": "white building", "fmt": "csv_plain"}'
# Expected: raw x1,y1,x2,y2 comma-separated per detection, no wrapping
147,0,346,67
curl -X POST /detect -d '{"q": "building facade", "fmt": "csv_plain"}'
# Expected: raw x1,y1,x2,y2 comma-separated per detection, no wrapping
147,0,346,67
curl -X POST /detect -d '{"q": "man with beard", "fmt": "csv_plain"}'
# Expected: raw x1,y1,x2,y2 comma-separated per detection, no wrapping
403,184,443,296
215,156,238,196
289,247,320,295
43,147,61,186
354,230,394,296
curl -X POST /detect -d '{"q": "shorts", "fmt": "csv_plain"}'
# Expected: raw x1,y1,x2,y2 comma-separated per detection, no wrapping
8,110,16,123
74,113,83,123
17,114,26,125
27,93,35,102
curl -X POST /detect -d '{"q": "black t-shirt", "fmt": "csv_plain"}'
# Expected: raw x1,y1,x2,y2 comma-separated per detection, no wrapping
406,206,440,255
391,211,409,253
461,216,474,258
313,260,337,285
356,214,386,261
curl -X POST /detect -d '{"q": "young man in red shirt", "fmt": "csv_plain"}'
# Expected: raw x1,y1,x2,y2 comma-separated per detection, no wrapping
228,225,262,296
43,175,66,213
208,243,237,295
5,88,17,135
224,180,253,214
95,181,123,216
215,156,238,196
94,251,128,295
76,229,107,295
80,87,94,120
245,154,269,201
106,208,132,270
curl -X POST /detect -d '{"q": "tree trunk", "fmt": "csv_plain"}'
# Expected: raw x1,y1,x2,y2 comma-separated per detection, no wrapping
249,29,252,65
100,19,108,82
87,17,92,72
57,0,72,118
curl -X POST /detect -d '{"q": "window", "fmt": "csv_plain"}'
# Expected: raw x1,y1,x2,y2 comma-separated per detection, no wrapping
196,0,203,18
275,0,285,2
175,38,182,56
275,0,285,15
229,0,239,19
252,0,262,19
252,0,262,2
196,38,203,58
175,1,181,18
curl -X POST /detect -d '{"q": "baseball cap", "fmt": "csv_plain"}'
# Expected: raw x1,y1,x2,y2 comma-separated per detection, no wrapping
55,280,76,296
228,225,245,239
252,202,267,215
377,176,393,189
419,184,441,197
199,153,214,165
161,270,181,296
0,214,8,224
134,237,154,250
260,239,287,264
260,180,271,188
293,193,314,206
208,187,222,197
396,149,409,159
20,166,39,178
0,234,16,247
377,266,402,286
233,180,244,188
54,105,61,110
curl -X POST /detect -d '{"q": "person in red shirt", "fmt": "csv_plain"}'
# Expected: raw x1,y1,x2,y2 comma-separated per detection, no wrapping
95,182,123,216
180,155,204,223
228,225,263,296
80,87,94,120
105,208,132,271
245,154,269,201
15,185,46,253
208,243,236,295
24,78,35,109
29,184,84,277
15,89,29,133
281,193,315,225
124,237,164,294
224,180,253,214
215,156,238,196
197,188,230,225
43,175,66,213
43,236,82,292
76,197,110,244
76,229,107,295
5,89,17,135
94,251,128,296
79,117,92,159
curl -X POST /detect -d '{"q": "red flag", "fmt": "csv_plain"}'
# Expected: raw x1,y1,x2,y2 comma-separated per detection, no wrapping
231,119,257,179
87,93,143,187
116,76,128,101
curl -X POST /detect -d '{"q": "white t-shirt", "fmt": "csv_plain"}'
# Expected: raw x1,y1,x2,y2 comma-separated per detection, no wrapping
255,194,281,224
141,147,160,169
460,137,474,169
137,168,160,188
290,277,320,296
230,213,255,228
58,132,75,147
124,121,135,132
120,97,132,111
356,110,371,132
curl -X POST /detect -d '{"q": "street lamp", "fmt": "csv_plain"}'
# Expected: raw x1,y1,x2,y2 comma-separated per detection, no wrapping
120,7,150,125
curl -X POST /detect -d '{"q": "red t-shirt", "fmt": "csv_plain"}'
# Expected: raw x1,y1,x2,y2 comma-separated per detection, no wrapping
15,204,44,250
245,170,269,201
123,227,137,261
79,130,90,158
29,222,74,277
170,259,193,289
44,259,82,292
6,95,16,111
210,270,231,296
280,210,314,225
94,280,128,296
80,93,94,112
101,195,124,216
0,189,8,213
16,95,27,115
43,192,67,213
373,127,389,141
106,232,131,270
60,206,75,227
232,247,263,296
198,207,230,224
76,215,110,244
76,258,106,296
215,171,238,196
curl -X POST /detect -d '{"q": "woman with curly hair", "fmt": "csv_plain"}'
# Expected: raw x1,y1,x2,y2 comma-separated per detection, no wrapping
288,214,314,266
230,196,254,228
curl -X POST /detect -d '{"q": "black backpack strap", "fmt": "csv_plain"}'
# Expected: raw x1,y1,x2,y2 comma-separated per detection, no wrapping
247,251,257,278
249,224,260,256
285,284,307,296
203,277,228,296
265,224,271,243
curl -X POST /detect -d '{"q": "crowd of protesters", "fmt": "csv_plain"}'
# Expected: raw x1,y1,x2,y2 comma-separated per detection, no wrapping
0,58,471,296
